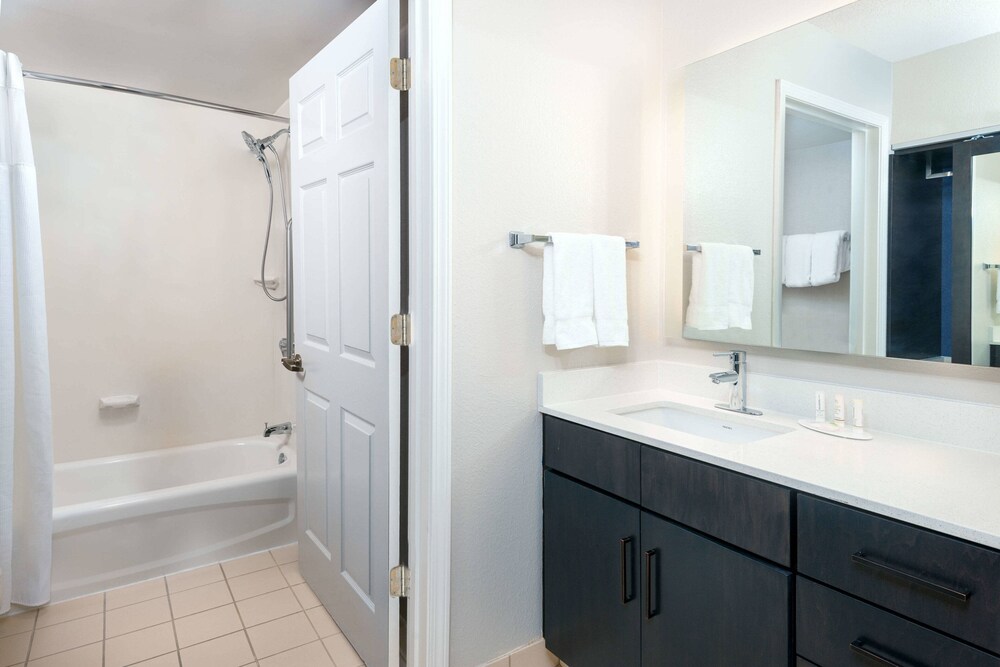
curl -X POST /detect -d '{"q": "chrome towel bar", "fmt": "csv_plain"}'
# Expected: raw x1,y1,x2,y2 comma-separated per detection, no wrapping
508,231,640,249
686,243,762,256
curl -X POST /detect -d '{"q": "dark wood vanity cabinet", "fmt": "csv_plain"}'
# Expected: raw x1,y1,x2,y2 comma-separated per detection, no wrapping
542,416,1000,667
543,417,792,667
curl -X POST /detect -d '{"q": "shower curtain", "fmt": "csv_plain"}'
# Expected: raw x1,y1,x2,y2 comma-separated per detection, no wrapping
0,51,53,614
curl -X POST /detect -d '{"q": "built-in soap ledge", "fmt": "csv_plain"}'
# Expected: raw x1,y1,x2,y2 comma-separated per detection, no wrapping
99,394,140,409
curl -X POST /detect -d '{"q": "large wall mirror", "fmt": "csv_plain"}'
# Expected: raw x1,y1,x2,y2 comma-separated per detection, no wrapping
682,0,1000,368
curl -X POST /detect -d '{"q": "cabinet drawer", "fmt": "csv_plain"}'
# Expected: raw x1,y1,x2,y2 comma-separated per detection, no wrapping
543,416,641,503
797,578,1000,667
798,496,1000,654
640,446,791,565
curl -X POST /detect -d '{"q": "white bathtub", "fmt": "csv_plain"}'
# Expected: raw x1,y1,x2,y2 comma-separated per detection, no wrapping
51,435,296,602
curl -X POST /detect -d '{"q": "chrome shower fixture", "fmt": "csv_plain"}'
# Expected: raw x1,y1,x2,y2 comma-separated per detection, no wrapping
241,128,290,157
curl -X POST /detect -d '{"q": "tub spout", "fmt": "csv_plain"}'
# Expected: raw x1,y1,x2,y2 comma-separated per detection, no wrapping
264,422,293,437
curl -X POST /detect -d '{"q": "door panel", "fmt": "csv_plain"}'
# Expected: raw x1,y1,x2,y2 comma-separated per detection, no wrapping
543,471,641,667
290,0,400,664
641,511,792,667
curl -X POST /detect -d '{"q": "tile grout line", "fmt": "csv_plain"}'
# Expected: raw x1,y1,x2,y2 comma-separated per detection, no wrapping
102,592,107,667
221,554,260,665
163,575,181,667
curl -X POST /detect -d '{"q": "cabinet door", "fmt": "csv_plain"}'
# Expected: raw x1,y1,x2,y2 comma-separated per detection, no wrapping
641,512,792,667
544,471,641,667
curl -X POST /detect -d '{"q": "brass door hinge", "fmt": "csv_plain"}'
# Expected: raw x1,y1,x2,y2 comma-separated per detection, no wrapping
390,313,411,346
390,58,411,91
389,564,410,598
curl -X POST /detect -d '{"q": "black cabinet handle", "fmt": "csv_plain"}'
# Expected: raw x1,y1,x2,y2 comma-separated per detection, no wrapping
620,537,634,604
644,549,657,619
849,639,920,667
851,552,971,602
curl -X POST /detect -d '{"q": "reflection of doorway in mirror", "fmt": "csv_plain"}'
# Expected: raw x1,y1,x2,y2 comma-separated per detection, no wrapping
772,81,890,357
972,152,1000,367
889,134,1000,366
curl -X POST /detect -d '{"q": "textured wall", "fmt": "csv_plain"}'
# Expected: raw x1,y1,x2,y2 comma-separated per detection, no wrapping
28,80,295,463
450,0,664,664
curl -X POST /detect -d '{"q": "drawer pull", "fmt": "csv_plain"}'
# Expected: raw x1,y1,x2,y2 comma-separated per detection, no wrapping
849,639,917,667
620,537,634,604
644,549,657,619
851,552,971,602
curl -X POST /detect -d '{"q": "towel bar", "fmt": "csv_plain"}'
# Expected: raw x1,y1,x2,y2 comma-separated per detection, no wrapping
685,243,762,256
508,231,640,249
985,263,1000,270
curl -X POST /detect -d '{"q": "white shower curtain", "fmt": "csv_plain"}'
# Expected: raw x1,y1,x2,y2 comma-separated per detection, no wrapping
0,51,53,615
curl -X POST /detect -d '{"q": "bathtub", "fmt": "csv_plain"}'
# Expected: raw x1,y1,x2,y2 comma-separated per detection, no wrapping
51,435,296,602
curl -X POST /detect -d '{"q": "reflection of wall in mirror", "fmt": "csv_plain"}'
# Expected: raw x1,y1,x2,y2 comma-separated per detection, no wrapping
894,32,1000,145
971,153,1000,366
683,21,891,346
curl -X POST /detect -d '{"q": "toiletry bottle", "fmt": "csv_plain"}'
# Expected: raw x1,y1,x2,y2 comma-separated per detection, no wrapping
852,398,864,432
814,391,826,423
833,394,845,427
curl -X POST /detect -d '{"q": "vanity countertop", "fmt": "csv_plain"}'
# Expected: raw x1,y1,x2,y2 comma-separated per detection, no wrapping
541,387,1000,550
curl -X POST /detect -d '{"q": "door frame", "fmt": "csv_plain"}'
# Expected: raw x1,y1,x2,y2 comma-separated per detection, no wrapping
771,80,890,356
406,0,453,665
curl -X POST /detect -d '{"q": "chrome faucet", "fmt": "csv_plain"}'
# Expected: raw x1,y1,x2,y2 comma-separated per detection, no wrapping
710,350,762,416
263,421,293,437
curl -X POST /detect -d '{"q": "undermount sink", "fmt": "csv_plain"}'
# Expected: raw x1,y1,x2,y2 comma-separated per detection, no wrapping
615,403,791,444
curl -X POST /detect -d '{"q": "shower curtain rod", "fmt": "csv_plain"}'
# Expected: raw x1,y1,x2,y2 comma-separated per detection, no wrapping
21,69,290,123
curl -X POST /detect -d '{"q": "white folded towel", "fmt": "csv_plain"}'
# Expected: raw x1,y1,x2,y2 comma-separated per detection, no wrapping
685,242,754,331
782,234,812,288
542,242,556,345
782,230,850,287
810,230,850,287
592,235,629,347
549,233,599,349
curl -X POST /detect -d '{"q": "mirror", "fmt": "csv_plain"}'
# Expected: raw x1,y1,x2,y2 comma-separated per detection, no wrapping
682,0,1000,367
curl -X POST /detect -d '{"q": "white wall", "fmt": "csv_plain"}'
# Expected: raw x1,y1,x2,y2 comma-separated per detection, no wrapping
28,80,295,464
893,31,1000,145
450,0,664,664
681,20,890,346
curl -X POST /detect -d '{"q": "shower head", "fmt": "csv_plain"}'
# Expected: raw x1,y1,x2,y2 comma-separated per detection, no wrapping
241,128,289,157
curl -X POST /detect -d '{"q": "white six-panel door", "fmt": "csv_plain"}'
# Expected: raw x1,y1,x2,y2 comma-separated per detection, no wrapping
289,1,400,665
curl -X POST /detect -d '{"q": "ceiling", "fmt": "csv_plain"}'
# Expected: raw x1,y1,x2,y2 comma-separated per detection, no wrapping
810,0,1000,63
786,113,852,152
0,0,373,114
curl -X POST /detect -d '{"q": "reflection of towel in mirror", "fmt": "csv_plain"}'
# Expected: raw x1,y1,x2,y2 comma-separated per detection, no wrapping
810,230,851,286
685,243,754,330
782,231,850,287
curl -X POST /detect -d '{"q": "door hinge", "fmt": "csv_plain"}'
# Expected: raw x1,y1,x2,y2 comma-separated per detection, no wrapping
390,313,411,346
390,57,411,91
389,564,410,598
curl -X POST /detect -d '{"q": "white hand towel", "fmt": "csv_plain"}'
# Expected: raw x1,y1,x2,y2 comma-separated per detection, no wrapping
782,234,812,288
551,233,599,349
542,242,555,345
995,273,1000,315
810,230,850,286
592,235,629,347
686,242,755,331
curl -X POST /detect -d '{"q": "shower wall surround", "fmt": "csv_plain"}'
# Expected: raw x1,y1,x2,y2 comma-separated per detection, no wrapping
29,80,295,463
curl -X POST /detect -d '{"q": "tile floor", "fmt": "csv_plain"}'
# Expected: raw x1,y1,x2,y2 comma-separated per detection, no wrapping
0,544,367,667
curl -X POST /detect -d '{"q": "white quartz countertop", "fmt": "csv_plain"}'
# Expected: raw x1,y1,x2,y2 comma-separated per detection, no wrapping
541,388,1000,550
